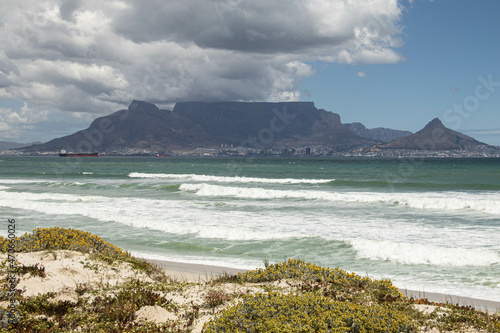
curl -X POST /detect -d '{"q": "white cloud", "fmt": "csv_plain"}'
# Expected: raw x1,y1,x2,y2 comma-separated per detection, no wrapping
0,0,407,141
0,103,95,141
357,71,367,77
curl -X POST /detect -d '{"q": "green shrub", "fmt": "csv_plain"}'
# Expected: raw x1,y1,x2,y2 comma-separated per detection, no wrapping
16,263,46,278
0,227,128,256
204,291,415,332
237,259,404,306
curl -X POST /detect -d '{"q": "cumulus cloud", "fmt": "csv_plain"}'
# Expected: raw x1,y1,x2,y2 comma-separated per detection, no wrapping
0,0,407,141
357,71,367,77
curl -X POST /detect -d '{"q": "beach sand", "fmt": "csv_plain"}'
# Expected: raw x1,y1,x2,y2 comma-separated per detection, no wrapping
147,259,500,313
3,251,499,331
399,289,500,313
144,258,247,282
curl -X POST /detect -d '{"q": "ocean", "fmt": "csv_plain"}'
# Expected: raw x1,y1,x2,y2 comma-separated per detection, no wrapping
1,156,499,301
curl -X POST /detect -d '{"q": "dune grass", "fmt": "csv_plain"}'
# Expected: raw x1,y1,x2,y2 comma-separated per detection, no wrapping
0,227,499,332
0,227,127,256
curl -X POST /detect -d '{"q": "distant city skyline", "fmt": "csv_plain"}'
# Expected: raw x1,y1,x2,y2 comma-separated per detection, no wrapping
0,0,499,145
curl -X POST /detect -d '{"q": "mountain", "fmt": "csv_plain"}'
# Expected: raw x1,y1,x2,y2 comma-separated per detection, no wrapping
345,122,412,142
21,100,376,153
373,118,491,150
0,141,29,150
172,101,372,147
21,101,221,152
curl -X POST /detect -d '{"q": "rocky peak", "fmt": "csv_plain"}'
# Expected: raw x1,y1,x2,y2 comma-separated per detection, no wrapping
420,118,445,132
375,117,489,150
128,100,160,112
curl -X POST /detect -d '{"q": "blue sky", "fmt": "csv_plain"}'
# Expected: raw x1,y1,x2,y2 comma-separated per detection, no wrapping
301,0,500,144
0,0,499,145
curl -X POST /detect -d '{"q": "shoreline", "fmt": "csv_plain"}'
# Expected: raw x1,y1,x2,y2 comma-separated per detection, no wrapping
144,258,247,282
3,249,499,331
146,258,500,313
3,154,500,159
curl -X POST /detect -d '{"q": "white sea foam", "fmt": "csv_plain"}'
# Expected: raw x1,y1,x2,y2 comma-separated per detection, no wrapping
0,179,48,184
0,190,305,241
0,191,102,204
4,158,500,303
128,172,333,184
38,181,88,187
348,239,500,267
179,183,500,215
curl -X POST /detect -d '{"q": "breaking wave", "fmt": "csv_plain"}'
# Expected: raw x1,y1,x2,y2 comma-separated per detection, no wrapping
128,172,333,184
348,239,500,266
179,183,500,215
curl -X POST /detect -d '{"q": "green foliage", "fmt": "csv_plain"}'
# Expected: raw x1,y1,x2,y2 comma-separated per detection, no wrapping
2,229,498,332
203,292,415,332
75,280,176,331
0,227,128,257
428,304,500,332
6,280,181,333
262,257,270,268
21,294,75,318
16,263,46,278
237,259,405,306
238,258,373,287
204,289,229,312
206,259,418,332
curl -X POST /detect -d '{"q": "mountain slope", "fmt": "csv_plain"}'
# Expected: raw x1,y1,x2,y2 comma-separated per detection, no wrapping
0,141,30,150
173,101,372,147
22,101,220,152
375,118,490,150
21,100,375,152
345,122,412,143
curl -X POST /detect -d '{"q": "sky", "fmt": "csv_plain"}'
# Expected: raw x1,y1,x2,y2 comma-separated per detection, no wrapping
0,0,499,145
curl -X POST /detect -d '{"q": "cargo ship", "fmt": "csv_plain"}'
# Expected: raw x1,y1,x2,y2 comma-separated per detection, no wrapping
58,150,98,157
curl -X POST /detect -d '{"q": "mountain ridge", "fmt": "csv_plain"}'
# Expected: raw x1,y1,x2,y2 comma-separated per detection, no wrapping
0,141,29,150
372,118,490,150
17,100,495,155
345,122,412,143
21,101,377,153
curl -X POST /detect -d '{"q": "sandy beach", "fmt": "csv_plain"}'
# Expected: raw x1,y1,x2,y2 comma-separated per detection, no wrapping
146,258,500,313
9,250,498,309
2,250,499,332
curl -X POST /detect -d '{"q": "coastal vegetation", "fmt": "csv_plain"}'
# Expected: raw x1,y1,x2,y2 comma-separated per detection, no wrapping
1,227,499,332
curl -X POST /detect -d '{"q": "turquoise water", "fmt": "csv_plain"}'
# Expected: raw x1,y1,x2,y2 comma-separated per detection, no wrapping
1,156,499,301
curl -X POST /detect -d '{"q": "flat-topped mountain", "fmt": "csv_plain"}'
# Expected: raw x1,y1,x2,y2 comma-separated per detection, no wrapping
374,118,491,150
172,101,374,147
22,101,376,153
20,101,492,155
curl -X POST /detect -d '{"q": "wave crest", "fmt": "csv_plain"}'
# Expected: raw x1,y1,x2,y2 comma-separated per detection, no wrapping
129,172,333,184
348,239,500,266
179,183,500,215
